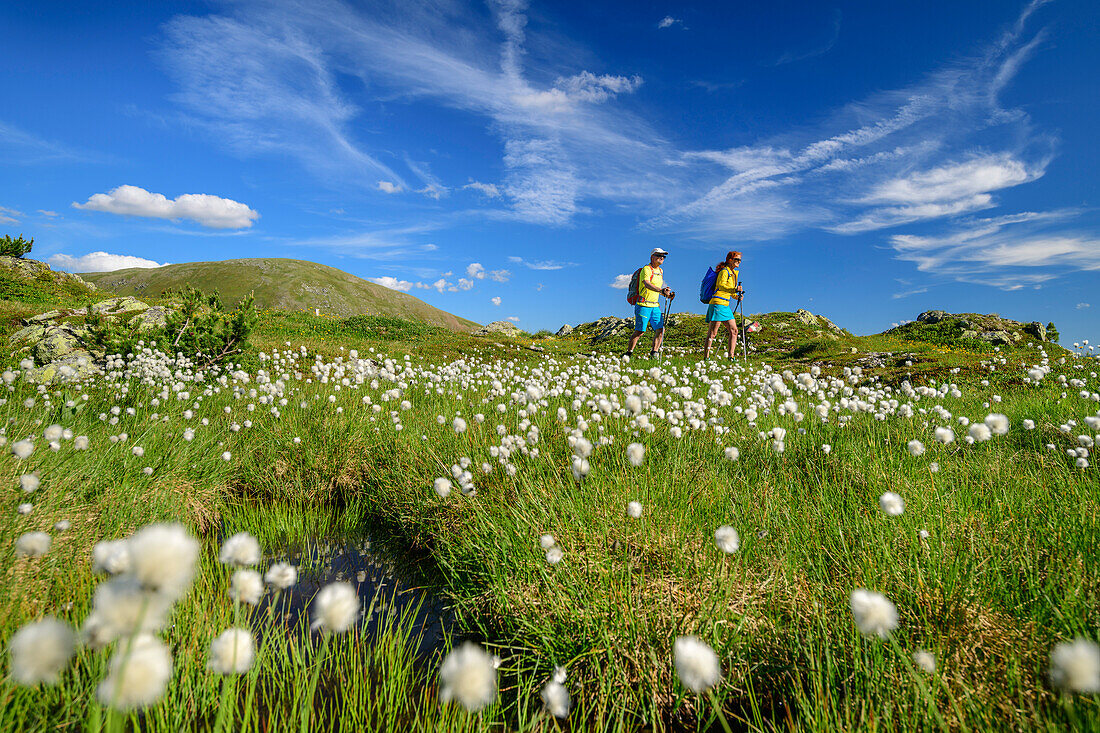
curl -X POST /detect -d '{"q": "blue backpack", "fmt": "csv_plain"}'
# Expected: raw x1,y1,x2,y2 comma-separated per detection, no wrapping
699,267,717,304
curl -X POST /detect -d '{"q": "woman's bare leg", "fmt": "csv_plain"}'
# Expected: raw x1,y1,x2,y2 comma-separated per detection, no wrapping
703,320,720,359
726,321,738,358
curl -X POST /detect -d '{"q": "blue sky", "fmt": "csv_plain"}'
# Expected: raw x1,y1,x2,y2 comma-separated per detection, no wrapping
2,0,1098,342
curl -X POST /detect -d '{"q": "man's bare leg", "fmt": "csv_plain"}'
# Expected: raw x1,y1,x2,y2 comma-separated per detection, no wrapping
627,330,644,354
652,328,664,354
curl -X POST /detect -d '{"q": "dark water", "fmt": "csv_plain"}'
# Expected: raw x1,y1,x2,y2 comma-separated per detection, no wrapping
257,534,454,661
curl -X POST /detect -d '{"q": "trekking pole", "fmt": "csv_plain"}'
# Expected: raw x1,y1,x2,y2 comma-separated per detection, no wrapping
659,295,673,359
738,286,749,365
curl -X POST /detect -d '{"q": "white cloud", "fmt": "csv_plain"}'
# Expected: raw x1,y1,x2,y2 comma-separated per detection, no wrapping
72,185,259,229
463,181,500,197
553,72,643,104
431,277,453,293
466,262,486,279
491,296,501,305
369,276,420,292
488,269,510,282
657,16,682,29
507,316,520,322
48,251,168,273
36,210,58,218
377,181,401,194
417,183,447,200
610,273,632,289
457,278,475,290
0,205,21,225
1076,302,1090,310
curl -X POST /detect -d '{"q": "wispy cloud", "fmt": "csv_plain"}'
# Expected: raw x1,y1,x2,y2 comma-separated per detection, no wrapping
491,296,501,305
773,9,841,66
657,16,683,30
1076,302,1090,310
463,181,500,197
507,255,577,270
0,119,113,165
0,205,22,225
291,222,441,260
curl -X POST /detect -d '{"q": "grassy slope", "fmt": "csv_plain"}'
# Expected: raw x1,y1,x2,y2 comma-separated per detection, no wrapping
1,284,1096,731
79,258,479,332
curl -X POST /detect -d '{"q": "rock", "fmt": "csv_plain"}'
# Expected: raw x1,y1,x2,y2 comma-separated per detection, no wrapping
979,330,1013,346
527,345,546,353
794,309,819,326
9,323,47,348
89,296,150,317
1024,321,1047,341
24,351,99,385
961,329,979,339
0,256,52,279
589,317,632,343
473,320,521,337
25,309,65,324
33,325,88,364
917,310,949,324
131,306,172,331
555,324,573,337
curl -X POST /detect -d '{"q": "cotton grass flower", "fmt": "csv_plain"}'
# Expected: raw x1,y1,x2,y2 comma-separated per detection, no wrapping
913,650,936,673
15,532,51,558
19,473,40,493
229,570,264,605
849,588,898,639
92,539,132,575
207,628,255,674
453,417,467,434
878,492,905,516
907,439,925,456
439,641,497,712
627,501,643,519
539,534,555,550
82,576,173,649
16,503,31,516
433,477,452,498
1049,638,1100,693
984,413,1010,435
541,679,571,718
97,634,172,710
9,617,76,685
265,562,297,589
673,635,721,693
714,526,739,554
626,442,645,466
11,440,33,459
723,446,739,461
126,523,199,599
968,423,992,442
545,547,563,565
311,581,359,633
934,426,955,444
219,532,261,567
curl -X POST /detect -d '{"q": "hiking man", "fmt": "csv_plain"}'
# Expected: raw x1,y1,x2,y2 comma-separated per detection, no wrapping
702,250,743,360
625,248,675,358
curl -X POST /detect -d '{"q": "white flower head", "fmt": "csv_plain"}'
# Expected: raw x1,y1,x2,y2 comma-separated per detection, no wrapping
984,413,1010,436
311,581,359,633
126,523,200,599
207,628,255,674
714,526,739,554
724,446,740,461
539,534,556,550
627,501,643,519
673,635,721,693
9,617,76,685
546,547,564,565
96,634,172,710
878,491,905,516
849,588,899,639
219,532,262,567
453,417,467,434
541,680,571,718
264,562,297,589
92,539,132,575
439,642,497,712
19,474,40,493
934,427,955,444
82,576,173,649
229,569,264,605
11,440,34,459
1049,638,1100,693
968,423,992,442
906,440,925,457
913,650,936,674
626,442,645,466
43,424,64,441
433,477,452,499
15,532,51,558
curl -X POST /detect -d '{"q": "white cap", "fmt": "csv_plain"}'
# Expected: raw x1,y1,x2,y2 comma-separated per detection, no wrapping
651,247,668,256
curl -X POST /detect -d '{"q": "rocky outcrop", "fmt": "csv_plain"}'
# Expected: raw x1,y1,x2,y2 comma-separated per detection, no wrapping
555,324,573,337
911,311,1048,345
0,256,96,290
473,320,522,337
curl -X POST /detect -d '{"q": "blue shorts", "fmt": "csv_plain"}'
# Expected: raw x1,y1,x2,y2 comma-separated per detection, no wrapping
706,303,734,323
634,305,664,332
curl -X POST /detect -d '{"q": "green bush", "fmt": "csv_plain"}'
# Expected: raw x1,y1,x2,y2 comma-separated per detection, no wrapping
0,234,33,258
891,317,993,352
87,286,258,367
1046,322,1059,343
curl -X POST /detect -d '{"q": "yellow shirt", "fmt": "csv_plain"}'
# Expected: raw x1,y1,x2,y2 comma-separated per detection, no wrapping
638,264,663,307
709,267,738,306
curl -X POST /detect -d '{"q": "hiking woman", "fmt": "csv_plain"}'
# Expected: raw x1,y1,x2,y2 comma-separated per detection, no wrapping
702,251,742,360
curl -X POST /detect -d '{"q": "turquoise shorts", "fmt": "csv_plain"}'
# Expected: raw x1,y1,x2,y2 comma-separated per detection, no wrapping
634,305,664,332
706,303,734,323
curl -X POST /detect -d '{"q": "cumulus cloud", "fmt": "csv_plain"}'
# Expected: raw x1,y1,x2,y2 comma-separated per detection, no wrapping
369,276,421,291
464,181,500,197
506,316,520,322
0,205,21,225
1076,302,1090,309
466,262,486,279
491,296,501,305
431,277,457,293
377,181,401,194
48,251,168,273
554,72,643,104
457,278,475,290
610,273,632,289
657,16,682,29
72,185,258,229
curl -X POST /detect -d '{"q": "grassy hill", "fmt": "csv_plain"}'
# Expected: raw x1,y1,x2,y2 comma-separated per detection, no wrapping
79,258,478,332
